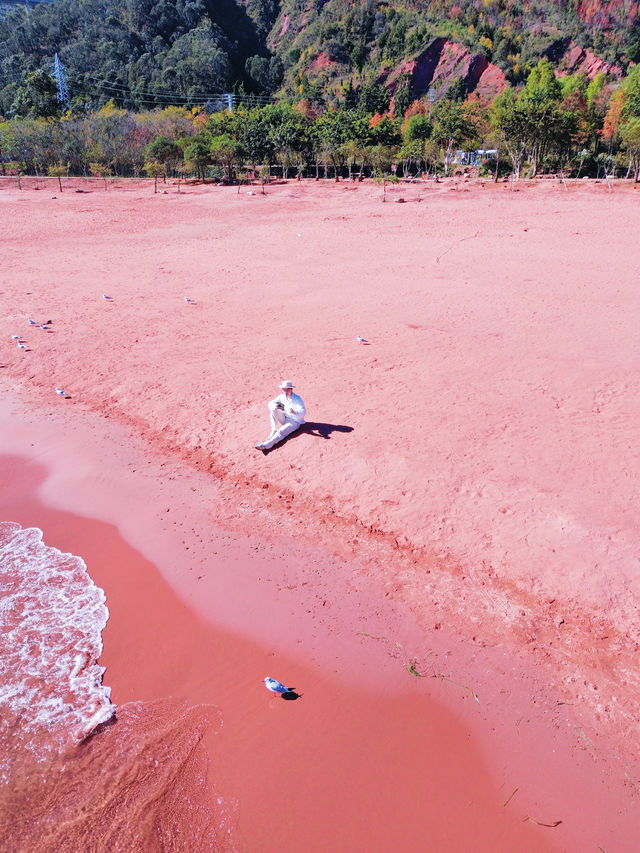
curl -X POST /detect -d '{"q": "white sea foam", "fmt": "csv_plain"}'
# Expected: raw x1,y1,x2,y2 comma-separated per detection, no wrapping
0,521,115,780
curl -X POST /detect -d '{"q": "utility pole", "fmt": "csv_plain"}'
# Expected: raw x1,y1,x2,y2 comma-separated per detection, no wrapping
53,53,71,111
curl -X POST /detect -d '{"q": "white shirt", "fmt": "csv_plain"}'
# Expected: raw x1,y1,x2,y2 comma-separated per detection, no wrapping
272,392,306,424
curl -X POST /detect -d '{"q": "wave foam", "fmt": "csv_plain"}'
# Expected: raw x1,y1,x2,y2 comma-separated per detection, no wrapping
0,521,115,781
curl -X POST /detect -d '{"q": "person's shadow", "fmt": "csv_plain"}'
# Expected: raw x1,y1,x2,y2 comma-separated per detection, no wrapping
302,422,353,440
261,422,353,453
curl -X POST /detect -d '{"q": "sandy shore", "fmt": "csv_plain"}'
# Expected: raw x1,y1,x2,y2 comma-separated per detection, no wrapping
1,177,639,849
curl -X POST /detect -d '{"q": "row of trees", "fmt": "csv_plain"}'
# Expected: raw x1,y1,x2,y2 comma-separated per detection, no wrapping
490,61,640,180
2,61,640,182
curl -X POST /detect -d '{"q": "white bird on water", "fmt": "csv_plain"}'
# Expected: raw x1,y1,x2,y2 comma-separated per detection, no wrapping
264,677,294,694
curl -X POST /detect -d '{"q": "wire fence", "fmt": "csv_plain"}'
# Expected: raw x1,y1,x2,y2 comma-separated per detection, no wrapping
0,175,182,192
0,172,626,194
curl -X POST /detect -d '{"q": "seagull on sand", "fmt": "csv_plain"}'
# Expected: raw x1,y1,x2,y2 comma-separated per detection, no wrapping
184,296,194,303
102,293,112,300
28,319,37,325
264,677,294,694
11,335,19,340
17,342,28,350
356,335,369,344
55,388,66,396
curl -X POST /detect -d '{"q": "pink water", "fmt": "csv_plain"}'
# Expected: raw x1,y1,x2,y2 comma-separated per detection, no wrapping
0,521,235,852
0,449,563,853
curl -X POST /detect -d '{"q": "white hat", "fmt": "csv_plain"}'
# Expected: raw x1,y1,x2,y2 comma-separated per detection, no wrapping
280,380,294,389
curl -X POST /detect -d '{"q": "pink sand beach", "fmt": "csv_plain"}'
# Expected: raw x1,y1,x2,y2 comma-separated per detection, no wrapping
1,176,639,851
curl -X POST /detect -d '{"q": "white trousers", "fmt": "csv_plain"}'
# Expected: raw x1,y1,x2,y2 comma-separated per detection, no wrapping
261,403,302,449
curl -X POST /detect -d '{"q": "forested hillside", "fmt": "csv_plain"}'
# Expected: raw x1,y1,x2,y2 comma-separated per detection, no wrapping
0,0,274,115
1,0,640,183
1,0,639,117
270,0,637,102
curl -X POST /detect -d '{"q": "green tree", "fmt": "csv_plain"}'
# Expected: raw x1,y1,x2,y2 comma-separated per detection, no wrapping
490,88,528,178
619,117,640,181
401,112,433,176
209,133,243,181
261,103,310,178
621,65,640,120
83,103,138,176
47,163,67,191
182,134,211,180
431,99,477,175
0,120,16,173
350,41,367,72
446,77,468,103
357,76,390,115
404,112,432,144
159,22,232,99
369,113,401,147
11,70,61,119
519,59,564,175
369,144,395,200
233,108,270,172
627,21,640,64
245,0,278,40
339,138,366,179
144,159,165,192
145,135,183,175
392,73,413,118
245,55,283,93
10,117,53,173
313,109,356,179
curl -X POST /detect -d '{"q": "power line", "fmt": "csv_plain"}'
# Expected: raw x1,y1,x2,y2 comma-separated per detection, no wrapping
82,74,276,108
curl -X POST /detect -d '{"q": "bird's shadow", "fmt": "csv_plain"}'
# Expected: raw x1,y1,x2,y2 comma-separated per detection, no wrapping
281,691,301,701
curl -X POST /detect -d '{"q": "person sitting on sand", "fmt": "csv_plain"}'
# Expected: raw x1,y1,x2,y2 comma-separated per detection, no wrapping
255,381,306,451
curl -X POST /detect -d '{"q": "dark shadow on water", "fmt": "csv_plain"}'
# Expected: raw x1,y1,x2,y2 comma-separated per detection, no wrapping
281,691,301,701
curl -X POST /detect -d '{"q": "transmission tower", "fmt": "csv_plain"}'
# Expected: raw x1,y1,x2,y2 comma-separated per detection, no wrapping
53,53,71,110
